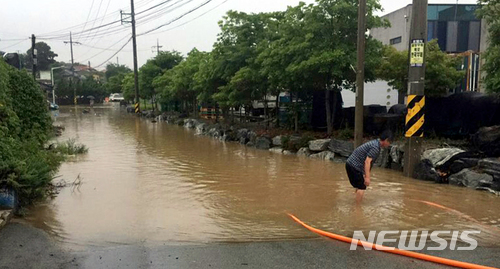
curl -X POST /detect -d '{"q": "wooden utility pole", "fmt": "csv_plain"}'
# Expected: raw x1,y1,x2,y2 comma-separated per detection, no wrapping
354,0,367,148
152,39,162,56
64,32,81,105
31,34,36,80
130,0,140,114
404,0,428,177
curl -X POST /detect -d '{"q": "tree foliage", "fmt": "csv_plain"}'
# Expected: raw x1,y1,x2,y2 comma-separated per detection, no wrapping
376,40,464,97
0,59,61,206
139,51,183,101
122,73,136,101
103,0,393,134
154,49,207,113
25,42,58,71
105,63,131,80
477,0,500,93
257,0,387,133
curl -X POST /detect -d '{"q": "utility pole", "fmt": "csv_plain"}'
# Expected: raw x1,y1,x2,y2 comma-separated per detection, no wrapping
31,34,36,80
123,1,141,114
64,32,81,105
404,0,427,177
117,57,119,65
152,39,162,56
354,0,367,148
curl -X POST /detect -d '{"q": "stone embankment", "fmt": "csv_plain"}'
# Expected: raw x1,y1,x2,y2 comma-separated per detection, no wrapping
413,126,500,195
159,114,500,196
159,115,406,170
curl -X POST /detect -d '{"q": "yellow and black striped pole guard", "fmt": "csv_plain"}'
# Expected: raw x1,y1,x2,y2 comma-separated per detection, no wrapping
405,95,425,138
134,103,140,114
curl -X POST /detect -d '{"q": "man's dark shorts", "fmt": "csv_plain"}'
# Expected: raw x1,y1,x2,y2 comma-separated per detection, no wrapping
346,163,366,190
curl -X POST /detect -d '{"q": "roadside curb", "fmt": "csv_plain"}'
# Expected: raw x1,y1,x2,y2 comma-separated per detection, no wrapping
0,209,13,231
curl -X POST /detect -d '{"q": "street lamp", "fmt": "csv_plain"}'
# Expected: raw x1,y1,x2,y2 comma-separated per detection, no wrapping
51,66,63,104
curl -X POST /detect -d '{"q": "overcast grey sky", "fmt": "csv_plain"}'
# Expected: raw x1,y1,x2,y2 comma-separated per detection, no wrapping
0,0,476,70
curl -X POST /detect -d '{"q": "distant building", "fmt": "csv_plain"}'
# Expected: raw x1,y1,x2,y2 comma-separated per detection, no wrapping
370,4,486,93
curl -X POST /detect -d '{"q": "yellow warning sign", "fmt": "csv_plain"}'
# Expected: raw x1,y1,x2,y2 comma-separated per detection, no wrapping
410,39,424,67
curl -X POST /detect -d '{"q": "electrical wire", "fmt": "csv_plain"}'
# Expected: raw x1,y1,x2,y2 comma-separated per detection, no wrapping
76,34,130,63
138,0,213,36
81,0,105,42
0,39,28,51
94,37,133,68
151,0,229,35
136,0,175,15
38,0,188,41
76,0,96,41
37,0,156,38
79,42,151,52
42,0,196,41
77,0,114,58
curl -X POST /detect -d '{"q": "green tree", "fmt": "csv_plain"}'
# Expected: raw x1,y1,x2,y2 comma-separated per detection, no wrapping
192,52,225,113
154,48,207,115
103,64,132,95
258,0,387,134
104,63,131,80
6,63,52,142
211,11,278,119
25,42,58,71
121,73,136,101
105,73,127,94
0,59,62,206
377,40,464,97
477,0,500,93
139,51,183,109
75,78,107,102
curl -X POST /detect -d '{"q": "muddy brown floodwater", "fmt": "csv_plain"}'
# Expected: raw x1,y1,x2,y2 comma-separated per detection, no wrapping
23,105,500,248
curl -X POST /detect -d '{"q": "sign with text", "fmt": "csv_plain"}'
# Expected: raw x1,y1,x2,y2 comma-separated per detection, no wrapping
410,39,425,67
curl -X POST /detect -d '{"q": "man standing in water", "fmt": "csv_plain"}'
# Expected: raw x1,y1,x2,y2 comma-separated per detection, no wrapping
346,130,393,203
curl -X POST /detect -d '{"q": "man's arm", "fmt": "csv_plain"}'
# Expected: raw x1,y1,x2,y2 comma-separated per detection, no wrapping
364,157,373,186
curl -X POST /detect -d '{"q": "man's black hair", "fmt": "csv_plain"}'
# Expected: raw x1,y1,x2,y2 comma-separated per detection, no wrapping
380,130,394,142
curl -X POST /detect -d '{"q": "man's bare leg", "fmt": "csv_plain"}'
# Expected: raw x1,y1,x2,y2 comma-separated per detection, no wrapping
355,189,365,204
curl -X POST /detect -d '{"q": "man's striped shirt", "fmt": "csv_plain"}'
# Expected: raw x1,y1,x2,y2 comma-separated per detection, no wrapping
346,139,381,174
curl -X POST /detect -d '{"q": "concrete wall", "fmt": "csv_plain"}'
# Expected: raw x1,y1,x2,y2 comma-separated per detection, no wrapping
370,5,412,51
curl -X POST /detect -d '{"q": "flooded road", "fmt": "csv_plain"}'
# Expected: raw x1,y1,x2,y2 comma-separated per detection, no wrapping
25,105,500,248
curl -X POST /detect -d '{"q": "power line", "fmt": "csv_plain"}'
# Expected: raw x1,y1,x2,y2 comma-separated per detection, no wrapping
78,0,114,58
77,0,96,41
136,0,175,15
79,42,150,52
76,34,131,63
37,0,190,41
0,39,28,51
138,0,213,36
94,37,132,68
43,0,196,41
152,0,229,35
37,0,156,38
81,0,105,42
0,38,28,41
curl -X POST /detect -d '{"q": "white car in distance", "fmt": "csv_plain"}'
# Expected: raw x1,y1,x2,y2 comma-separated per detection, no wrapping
109,93,125,102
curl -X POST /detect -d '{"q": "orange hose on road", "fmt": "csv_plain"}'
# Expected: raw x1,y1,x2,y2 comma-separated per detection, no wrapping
288,213,498,269
416,200,500,234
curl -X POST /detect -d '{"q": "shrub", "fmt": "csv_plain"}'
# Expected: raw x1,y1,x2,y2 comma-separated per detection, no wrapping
55,139,88,155
0,60,61,206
